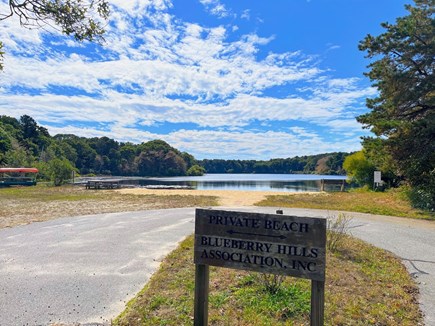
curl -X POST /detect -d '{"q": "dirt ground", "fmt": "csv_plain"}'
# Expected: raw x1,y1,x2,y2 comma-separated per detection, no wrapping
0,186,318,229
116,188,317,206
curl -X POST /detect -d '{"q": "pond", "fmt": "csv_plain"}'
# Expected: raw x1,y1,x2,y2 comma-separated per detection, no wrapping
145,174,347,192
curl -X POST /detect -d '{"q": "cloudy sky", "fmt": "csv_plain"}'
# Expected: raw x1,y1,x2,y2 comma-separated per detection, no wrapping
0,0,409,159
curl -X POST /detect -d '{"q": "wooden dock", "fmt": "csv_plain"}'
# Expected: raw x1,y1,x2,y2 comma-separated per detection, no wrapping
320,179,346,192
85,179,123,189
84,179,193,190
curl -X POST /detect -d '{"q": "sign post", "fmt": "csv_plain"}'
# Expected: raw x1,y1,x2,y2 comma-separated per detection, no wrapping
194,208,326,325
194,264,209,326
311,279,325,324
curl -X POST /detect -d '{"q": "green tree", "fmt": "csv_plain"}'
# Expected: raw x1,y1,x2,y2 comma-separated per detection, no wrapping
119,143,137,175
55,135,97,174
4,147,33,167
361,138,401,188
343,151,376,187
48,158,74,186
135,140,189,177
181,152,196,169
187,164,206,176
0,0,110,71
358,0,434,208
135,149,187,177
0,125,12,152
19,115,52,155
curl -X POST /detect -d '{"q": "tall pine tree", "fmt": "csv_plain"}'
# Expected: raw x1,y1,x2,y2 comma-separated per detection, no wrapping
358,0,434,209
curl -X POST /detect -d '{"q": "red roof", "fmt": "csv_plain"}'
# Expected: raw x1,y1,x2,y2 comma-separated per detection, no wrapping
0,168,39,173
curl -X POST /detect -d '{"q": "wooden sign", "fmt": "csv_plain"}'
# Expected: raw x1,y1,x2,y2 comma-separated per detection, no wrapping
194,209,326,281
194,209,326,326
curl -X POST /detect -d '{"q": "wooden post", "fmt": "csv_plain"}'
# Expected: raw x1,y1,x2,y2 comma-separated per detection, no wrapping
310,280,325,326
194,264,210,326
320,179,325,191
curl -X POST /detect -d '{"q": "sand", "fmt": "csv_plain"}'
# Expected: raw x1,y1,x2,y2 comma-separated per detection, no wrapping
117,188,318,206
1,187,320,229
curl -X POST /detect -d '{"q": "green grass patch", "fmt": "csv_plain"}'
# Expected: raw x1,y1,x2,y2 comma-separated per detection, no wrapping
256,188,434,220
113,235,421,325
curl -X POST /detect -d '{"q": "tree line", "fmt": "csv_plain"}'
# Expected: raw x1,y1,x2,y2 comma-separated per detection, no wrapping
0,115,207,184
199,153,348,175
0,114,348,185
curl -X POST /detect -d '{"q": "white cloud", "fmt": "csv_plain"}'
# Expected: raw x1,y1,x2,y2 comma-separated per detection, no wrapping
199,0,231,18
0,76,373,133
40,124,361,160
0,0,373,160
109,0,172,17
241,10,250,20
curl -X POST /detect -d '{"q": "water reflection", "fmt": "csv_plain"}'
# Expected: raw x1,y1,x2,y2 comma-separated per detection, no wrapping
76,174,347,192
141,174,347,192
193,180,318,192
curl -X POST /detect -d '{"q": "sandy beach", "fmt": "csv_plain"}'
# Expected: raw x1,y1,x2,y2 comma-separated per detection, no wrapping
117,188,319,206
1,187,320,229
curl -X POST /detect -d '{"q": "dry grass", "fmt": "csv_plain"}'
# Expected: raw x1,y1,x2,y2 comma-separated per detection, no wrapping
0,185,218,229
1,185,423,325
114,235,422,326
256,189,434,220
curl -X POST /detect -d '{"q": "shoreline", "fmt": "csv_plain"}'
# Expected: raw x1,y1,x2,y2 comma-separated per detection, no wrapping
116,188,322,206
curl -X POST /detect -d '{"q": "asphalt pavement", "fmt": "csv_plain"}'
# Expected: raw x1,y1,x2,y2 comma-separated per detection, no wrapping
0,206,434,325
0,208,197,325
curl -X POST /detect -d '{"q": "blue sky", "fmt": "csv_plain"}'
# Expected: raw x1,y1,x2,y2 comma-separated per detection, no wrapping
0,0,410,159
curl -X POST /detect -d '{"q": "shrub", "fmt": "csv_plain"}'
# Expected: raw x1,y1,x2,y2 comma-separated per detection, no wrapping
186,164,206,176
48,158,75,186
327,213,353,252
407,186,435,211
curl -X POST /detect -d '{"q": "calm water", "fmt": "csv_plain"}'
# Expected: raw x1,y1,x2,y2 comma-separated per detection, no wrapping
146,174,347,192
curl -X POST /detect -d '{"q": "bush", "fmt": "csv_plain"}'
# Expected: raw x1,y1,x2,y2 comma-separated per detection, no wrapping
186,164,206,176
48,158,75,186
407,186,435,211
259,273,286,294
343,151,376,187
327,213,353,252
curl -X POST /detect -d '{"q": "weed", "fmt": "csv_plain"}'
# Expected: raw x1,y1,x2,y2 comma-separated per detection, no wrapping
327,213,353,252
114,234,421,325
259,273,287,294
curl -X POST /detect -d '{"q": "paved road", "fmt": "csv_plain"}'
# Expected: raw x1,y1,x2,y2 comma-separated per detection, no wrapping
346,211,435,326
224,206,435,326
0,207,434,325
0,208,197,326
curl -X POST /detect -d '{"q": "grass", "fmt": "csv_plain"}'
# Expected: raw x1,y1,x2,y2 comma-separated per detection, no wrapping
1,184,426,324
113,234,422,326
0,185,219,229
256,188,434,220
